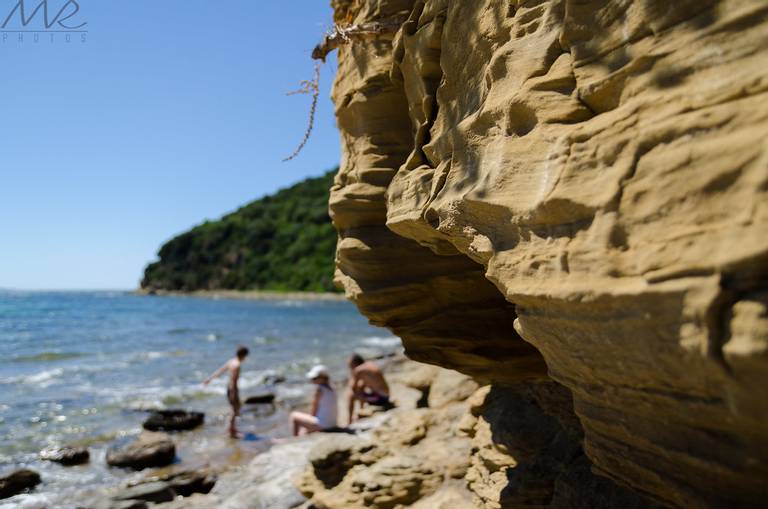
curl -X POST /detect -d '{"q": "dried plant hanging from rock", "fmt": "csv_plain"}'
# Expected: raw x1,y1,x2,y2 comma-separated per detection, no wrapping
283,18,405,162
283,62,322,162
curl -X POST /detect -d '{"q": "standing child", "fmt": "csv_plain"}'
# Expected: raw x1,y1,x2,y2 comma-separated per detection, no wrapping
290,365,338,436
203,345,249,438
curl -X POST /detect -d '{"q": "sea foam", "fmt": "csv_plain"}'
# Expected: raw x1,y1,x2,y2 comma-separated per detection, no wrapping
360,336,401,348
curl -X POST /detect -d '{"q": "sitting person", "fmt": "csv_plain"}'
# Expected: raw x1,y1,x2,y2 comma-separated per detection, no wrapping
290,365,338,436
346,353,391,425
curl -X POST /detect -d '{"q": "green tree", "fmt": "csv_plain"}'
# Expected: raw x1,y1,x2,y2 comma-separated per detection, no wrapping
141,169,339,292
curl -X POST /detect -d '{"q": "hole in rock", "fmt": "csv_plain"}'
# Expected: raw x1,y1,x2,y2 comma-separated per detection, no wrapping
506,102,538,137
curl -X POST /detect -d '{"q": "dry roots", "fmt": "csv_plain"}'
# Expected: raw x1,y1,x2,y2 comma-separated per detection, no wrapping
282,62,321,162
283,17,404,162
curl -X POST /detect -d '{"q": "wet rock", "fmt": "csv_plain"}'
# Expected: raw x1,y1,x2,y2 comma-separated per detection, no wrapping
92,470,216,509
134,469,217,498
40,445,90,465
106,433,176,470
244,403,277,419
0,469,41,499
142,410,204,432
114,482,175,504
261,373,286,385
244,393,275,405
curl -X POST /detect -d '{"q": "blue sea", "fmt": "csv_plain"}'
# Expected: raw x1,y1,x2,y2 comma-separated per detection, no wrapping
0,290,399,508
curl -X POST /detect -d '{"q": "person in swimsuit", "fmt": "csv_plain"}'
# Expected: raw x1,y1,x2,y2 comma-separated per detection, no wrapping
290,365,338,436
203,345,248,438
346,353,391,425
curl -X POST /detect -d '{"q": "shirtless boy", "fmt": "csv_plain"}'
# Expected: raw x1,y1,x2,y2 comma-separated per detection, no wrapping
203,346,248,438
347,353,390,425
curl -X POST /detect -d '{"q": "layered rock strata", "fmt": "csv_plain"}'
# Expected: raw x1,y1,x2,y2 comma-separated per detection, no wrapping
327,0,768,507
329,0,548,384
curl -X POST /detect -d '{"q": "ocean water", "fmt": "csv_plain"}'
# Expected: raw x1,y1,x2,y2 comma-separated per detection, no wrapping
0,290,400,507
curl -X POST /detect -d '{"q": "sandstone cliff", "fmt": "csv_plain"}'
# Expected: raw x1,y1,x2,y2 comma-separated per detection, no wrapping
327,1,768,507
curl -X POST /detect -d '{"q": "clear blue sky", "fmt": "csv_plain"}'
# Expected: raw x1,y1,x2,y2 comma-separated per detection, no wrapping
0,1,340,290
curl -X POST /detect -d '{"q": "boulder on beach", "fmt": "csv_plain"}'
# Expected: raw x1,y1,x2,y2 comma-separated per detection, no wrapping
142,410,204,432
111,469,217,505
0,468,41,499
113,482,175,504
244,393,275,405
261,373,286,385
106,433,176,470
40,445,90,466
158,469,217,497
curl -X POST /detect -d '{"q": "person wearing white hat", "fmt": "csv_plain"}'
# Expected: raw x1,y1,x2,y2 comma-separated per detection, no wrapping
290,364,338,436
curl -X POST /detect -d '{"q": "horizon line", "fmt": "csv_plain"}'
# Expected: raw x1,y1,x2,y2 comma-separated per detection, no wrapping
0,287,134,292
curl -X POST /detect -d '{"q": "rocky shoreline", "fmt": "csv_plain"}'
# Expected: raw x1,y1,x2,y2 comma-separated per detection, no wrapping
1,351,667,508
143,357,482,509
62,355,484,509
134,289,346,302
2,351,465,508
1,344,671,508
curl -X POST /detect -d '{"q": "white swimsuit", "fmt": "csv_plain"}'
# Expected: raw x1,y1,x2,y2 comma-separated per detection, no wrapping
315,384,338,429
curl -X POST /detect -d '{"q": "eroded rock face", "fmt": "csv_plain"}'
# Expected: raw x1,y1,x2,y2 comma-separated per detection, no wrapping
328,0,768,507
462,383,663,509
329,0,549,384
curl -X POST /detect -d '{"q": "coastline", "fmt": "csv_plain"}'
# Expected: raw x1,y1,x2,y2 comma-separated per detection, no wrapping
0,293,387,508
87,354,482,509
4,321,481,509
134,289,347,302
71,351,418,508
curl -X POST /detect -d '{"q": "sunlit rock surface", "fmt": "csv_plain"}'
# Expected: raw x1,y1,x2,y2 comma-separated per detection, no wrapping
329,0,768,507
